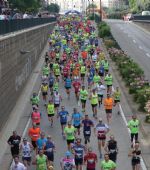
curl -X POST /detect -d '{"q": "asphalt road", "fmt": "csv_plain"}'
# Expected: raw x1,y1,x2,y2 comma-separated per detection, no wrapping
105,19,150,81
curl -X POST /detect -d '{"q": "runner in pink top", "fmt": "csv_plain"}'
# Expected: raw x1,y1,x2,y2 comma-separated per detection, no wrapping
60,151,75,170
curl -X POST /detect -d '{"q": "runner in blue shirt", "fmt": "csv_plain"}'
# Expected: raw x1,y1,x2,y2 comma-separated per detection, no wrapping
72,138,86,170
49,73,54,95
65,76,72,99
71,108,83,135
82,114,94,146
57,106,69,137
36,132,47,152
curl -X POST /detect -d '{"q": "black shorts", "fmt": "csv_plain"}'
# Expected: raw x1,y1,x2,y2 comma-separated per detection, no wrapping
22,157,31,162
61,122,67,125
98,94,103,98
132,158,140,166
74,124,80,129
48,114,54,117
81,74,85,77
81,99,86,104
75,158,83,165
106,109,112,114
67,139,74,145
91,104,97,108
32,141,37,149
107,85,112,88
54,104,59,108
99,72,104,77
87,168,95,170
65,87,71,90
42,92,48,96
114,100,120,103
47,154,54,162
49,84,53,88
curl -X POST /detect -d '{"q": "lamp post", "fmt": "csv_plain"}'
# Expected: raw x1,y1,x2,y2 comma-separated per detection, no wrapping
99,0,102,21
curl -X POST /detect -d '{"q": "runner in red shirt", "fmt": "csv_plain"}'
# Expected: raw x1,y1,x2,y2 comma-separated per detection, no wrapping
84,147,97,170
63,65,69,81
73,79,81,102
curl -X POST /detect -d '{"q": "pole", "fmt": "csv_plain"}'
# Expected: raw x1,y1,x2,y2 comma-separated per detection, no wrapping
100,0,102,21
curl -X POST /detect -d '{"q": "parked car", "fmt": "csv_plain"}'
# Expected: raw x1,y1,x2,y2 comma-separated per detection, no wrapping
142,11,150,16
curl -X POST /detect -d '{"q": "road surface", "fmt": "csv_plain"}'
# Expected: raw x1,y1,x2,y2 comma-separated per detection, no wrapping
105,19,150,81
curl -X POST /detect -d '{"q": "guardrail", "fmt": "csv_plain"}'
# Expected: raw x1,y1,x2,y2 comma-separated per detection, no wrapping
133,15,150,21
0,17,56,35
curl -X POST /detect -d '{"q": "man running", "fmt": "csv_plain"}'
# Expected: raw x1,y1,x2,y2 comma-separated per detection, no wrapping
47,100,55,127
89,89,98,118
80,85,88,112
113,87,121,115
82,114,94,146
71,108,83,135
57,106,69,137
65,76,72,99
96,81,106,107
72,138,86,170
94,118,109,159
72,79,81,102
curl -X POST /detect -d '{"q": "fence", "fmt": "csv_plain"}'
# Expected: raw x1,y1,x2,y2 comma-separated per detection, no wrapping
133,15,150,21
0,17,56,35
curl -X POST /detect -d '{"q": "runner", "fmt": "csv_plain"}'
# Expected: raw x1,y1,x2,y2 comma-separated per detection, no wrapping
53,90,62,114
82,114,94,146
64,122,77,150
41,82,48,106
72,138,86,170
44,135,55,167
11,155,26,170
7,131,21,158
127,115,140,147
47,100,55,127
104,135,118,163
89,89,98,118
80,85,88,112
128,141,141,170
93,72,101,85
84,147,98,170
30,93,40,107
72,79,81,102
71,108,83,135
65,76,72,99
96,81,106,107
100,153,116,170
49,73,55,96
94,118,109,159
31,106,41,126
20,138,33,167
80,64,86,83
60,151,75,170
104,73,113,94
104,94,114,125
57,106,69,137
103,59,109,75
113,87,121,115
42,64,50,77
36,132,47,153
28,124,40,151
34,149,48,170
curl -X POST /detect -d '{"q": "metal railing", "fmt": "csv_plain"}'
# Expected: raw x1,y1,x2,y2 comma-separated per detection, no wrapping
0,17,56,35
133,15,150,21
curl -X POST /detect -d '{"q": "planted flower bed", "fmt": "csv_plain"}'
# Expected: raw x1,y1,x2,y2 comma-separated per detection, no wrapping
98,22,150,114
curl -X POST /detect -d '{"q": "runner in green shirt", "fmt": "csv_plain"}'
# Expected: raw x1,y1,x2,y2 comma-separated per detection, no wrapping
80,86,88,112
36,149,48,170
93,72,101,84
101,153,116,170
105,73,113,94
113,87,121,115
47,100,55,127
42,64,49,76
127,115,140,146
64,122,76,150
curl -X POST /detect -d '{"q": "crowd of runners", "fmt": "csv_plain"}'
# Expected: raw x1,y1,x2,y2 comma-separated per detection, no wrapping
8,15,141,170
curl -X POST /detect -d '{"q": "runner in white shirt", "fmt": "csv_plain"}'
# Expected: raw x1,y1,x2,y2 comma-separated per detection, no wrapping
53,91,62,113
11,156,26,170
92,52,97,62
94,118,109,159
20,138,33,167
96,81,106,107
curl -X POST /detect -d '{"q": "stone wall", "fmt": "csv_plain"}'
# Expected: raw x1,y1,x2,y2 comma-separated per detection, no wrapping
0,23,55,129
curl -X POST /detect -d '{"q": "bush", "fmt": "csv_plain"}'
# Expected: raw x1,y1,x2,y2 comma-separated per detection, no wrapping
98,22,111,38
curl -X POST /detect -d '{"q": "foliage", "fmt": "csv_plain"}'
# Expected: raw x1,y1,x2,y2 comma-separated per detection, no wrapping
47,3,60,13
8,0,41,12
98,22,111,38
87,3,97,9
88,13,101,23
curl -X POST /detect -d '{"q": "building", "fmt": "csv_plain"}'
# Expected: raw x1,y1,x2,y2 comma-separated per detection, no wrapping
108,0,124,9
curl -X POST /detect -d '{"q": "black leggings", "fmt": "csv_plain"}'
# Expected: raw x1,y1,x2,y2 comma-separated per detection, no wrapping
131,133,138,143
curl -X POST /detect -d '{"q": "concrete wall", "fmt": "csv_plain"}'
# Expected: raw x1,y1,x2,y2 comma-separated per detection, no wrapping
0,23,55,130
133,21,150,32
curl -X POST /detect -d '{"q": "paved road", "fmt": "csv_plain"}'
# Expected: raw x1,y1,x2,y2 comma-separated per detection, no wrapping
105,19,150,81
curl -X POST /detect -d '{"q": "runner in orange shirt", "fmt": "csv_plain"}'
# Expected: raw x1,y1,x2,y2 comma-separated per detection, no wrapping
28,124,41,151
104,94,114,125
81,50,88,62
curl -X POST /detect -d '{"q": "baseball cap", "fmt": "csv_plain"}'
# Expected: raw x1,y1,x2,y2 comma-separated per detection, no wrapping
99,117,102,122
65,151,71,157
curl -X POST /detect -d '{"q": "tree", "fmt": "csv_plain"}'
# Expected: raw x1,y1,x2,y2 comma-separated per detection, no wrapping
8,0,41,12
47,3,60,13
87,3,97,9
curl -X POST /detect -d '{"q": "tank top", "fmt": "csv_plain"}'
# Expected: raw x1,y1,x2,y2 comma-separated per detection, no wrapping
91,93,98,105
47,104,55,115
36,155,47,170
96,124,107,138
108,140,117,153
22,142,31,157
32,112,40,124
42,85,48,92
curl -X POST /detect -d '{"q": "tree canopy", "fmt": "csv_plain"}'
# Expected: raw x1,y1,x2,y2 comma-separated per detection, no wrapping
47,3,60,13
8,0,41,12
128,0,150,12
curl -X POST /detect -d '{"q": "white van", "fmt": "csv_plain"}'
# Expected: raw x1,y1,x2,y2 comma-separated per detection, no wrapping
142,11,150,16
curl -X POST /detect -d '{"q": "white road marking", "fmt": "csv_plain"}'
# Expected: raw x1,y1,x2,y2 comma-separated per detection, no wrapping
112,86,147,170
139,46,143,50
133,40,136,43
146,53,150,57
